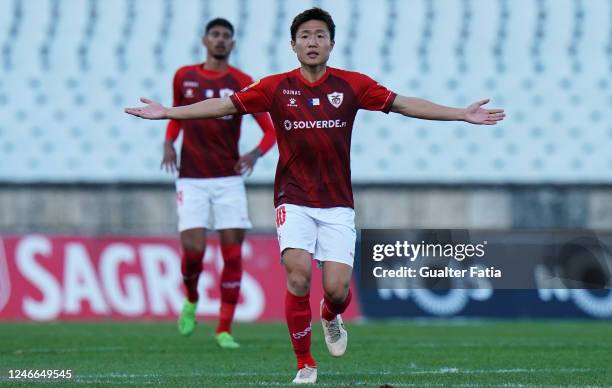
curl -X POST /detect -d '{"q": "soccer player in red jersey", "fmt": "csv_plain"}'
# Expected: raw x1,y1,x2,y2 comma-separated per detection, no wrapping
161,18,276,349
126,8,505,383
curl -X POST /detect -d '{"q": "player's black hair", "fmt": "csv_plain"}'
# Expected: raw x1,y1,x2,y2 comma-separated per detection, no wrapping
205,18,234,36
290,8,335,41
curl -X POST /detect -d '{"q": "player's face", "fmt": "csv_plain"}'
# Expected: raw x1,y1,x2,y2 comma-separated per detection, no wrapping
203,26,234,60
291,20,334,67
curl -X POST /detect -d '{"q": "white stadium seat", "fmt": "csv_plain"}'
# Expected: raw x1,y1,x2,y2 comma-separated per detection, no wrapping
0,0,610,183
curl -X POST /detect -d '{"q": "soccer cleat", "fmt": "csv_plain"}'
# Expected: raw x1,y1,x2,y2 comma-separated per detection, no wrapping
292,366,317,384
178,299,197,336
320,299,348,357
215,331,240,349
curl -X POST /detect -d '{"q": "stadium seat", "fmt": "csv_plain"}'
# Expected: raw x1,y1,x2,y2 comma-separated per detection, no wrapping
1,0,611,183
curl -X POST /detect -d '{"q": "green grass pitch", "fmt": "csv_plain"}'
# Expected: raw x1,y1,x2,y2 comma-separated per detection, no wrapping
0,321,610,386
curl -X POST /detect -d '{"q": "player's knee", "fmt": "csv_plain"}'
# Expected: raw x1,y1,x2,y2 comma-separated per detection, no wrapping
219,229,245,246
323,282,349,304
287,272,311,295
182,240,205,253
180,229,206,253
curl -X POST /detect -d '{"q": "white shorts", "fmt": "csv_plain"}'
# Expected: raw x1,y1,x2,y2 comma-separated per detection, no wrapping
176,177,252,232
275,204,356,267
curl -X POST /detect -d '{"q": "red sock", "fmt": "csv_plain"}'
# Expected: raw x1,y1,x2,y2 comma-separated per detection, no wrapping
285,290,316,369
216,244,242,334
181,250,204,303
322,288,352,321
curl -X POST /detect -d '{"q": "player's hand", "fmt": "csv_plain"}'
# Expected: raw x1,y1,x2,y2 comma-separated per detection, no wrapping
234,148,262,176
463,99,505,125
160,141,178,174
125,98,169,120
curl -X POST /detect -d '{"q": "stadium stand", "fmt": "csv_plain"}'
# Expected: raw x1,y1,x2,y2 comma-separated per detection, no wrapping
0,0,611,183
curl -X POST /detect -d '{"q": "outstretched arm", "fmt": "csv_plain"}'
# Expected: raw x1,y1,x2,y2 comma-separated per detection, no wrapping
125,97,238,120
390,96,505,125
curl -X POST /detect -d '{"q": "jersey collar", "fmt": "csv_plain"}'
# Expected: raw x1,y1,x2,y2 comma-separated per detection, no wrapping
197,63,231,79
294,67,331,87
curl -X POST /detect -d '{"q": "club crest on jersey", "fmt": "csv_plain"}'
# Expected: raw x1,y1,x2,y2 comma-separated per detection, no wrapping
327,92,343,108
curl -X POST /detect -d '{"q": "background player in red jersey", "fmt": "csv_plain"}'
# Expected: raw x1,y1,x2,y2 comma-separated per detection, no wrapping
161,18,276,349
126,8,505,383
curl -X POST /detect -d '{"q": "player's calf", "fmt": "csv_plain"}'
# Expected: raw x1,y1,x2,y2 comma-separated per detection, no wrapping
216,243,242,335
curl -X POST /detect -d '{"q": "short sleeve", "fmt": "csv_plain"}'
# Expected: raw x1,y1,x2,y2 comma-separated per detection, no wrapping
230,77,274,114
355,74,397,113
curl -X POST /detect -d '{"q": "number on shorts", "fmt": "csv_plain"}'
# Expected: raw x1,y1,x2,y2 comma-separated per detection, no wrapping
276,206,286,227
176,190,183,205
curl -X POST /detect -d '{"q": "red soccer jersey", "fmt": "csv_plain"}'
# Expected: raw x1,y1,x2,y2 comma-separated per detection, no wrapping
169,64,275,178
230,67,396,208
